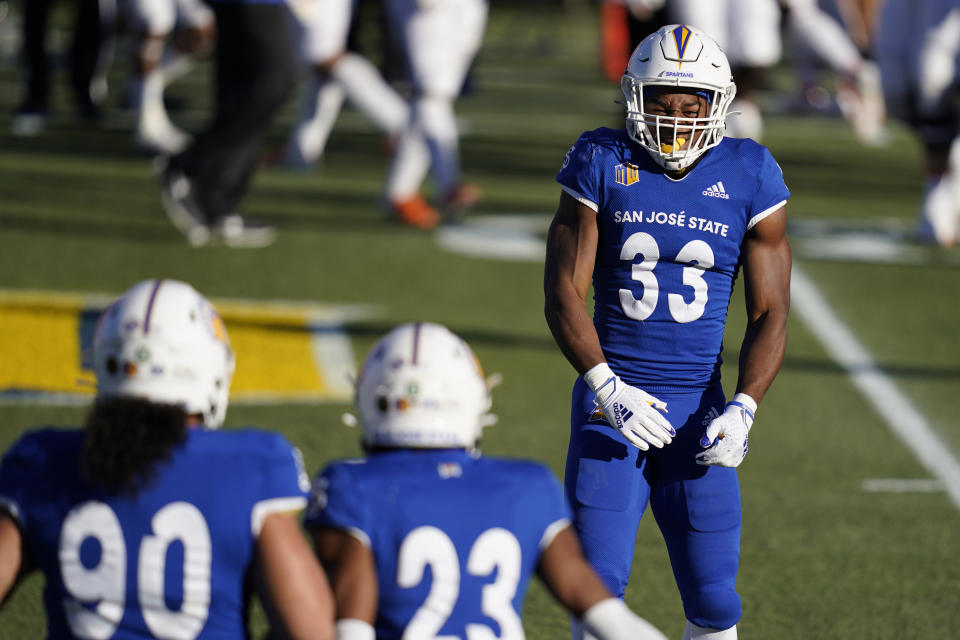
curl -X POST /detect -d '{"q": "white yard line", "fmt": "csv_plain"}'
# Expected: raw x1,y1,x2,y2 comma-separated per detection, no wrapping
791,266,960,510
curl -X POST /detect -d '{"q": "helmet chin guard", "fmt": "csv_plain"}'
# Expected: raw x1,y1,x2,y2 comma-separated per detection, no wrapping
93,279,235,428
355,322,493,449
621,24,736,172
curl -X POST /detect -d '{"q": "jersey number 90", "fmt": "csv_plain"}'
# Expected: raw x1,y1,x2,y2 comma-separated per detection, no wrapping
59,500,212,640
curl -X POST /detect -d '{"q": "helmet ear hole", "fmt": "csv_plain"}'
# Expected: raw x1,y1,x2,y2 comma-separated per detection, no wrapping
106,357,119,375
377,396,389,413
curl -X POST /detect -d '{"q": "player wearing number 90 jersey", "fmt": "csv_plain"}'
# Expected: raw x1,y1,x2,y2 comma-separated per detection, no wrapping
305,322,668,640
545,25,791,639
0,279,334,640
0,428,313,639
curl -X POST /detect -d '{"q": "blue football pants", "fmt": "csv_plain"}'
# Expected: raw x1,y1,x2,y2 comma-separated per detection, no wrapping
564,377,742,630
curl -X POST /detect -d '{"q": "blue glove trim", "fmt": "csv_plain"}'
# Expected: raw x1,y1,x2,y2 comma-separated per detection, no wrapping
727,400,754,420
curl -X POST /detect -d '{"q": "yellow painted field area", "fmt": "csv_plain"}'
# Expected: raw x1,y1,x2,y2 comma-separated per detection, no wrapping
0,290,364,403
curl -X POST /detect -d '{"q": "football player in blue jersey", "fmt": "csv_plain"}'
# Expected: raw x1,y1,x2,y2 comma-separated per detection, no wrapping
0,279,335,640
303,322,668,640
544,24,792,640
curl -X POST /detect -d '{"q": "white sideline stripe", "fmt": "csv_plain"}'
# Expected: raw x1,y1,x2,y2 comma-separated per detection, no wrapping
309,311,358,397
862,478,945,493
791,266,960,511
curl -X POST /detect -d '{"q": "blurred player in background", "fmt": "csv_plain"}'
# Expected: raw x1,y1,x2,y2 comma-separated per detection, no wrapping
831,0,885,56
544,24,791,639
876,0,960,246
599,0,669,84
779,0,887,145
667,0,885,144
304,322,668,640
667,0,782,140
11,0,113,136
280,0,409,169
0,278,335,639
123,0,215,154
381,0,488,229
158,0,297,248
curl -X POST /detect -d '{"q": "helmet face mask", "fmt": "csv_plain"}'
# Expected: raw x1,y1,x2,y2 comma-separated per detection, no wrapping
621,24,736,172
355,323,492,450
93,279,235,428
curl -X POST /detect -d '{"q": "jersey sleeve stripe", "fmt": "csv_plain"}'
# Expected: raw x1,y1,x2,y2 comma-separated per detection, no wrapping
747,199,786,230
251,496,308,537
0,496,22,525
345,526,372,549
539,517,572,551
560,185,599,212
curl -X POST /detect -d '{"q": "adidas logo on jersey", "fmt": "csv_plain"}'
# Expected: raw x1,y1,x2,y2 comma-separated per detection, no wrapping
702,181,730,199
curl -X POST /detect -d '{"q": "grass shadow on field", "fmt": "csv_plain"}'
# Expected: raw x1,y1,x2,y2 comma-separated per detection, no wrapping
0,210,176,244
0,125,148,161
728,351,960,381
341,321,559,352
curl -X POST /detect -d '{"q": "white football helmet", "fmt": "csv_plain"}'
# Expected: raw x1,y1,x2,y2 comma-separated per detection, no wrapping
621,24,736,172
92,279,235,428
355,322,492,449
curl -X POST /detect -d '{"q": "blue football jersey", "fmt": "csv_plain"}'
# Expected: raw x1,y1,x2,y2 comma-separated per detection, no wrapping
304,449,571,640
0,427,310,640
556,128,790,390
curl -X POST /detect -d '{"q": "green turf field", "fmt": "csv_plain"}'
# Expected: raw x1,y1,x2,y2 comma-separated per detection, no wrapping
1,2,959,638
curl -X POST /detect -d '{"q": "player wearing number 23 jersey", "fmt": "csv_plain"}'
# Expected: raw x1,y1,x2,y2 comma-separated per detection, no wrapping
545,25,791,640
305,322,667,640
306,450,570,638
0,279,334,640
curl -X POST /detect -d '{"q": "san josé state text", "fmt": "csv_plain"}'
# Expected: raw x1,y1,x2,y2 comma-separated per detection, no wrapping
613,210,730,237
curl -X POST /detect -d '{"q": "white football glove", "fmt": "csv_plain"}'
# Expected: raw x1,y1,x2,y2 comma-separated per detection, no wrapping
696,393,757,467
584,363,674,451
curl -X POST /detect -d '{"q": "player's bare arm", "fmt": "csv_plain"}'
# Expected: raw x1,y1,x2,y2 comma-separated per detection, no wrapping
538,525,668,640
545,190,675,450
697,206,791,468
256,512,336,640
737,205,791,404
536,525,611,616
0,513,23,604
311,526,378,624
544,190,604,375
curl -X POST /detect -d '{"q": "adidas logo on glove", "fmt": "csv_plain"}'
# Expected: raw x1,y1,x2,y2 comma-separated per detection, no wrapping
612,403,634,426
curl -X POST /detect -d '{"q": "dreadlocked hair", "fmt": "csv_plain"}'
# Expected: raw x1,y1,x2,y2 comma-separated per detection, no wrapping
81,397,188,497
